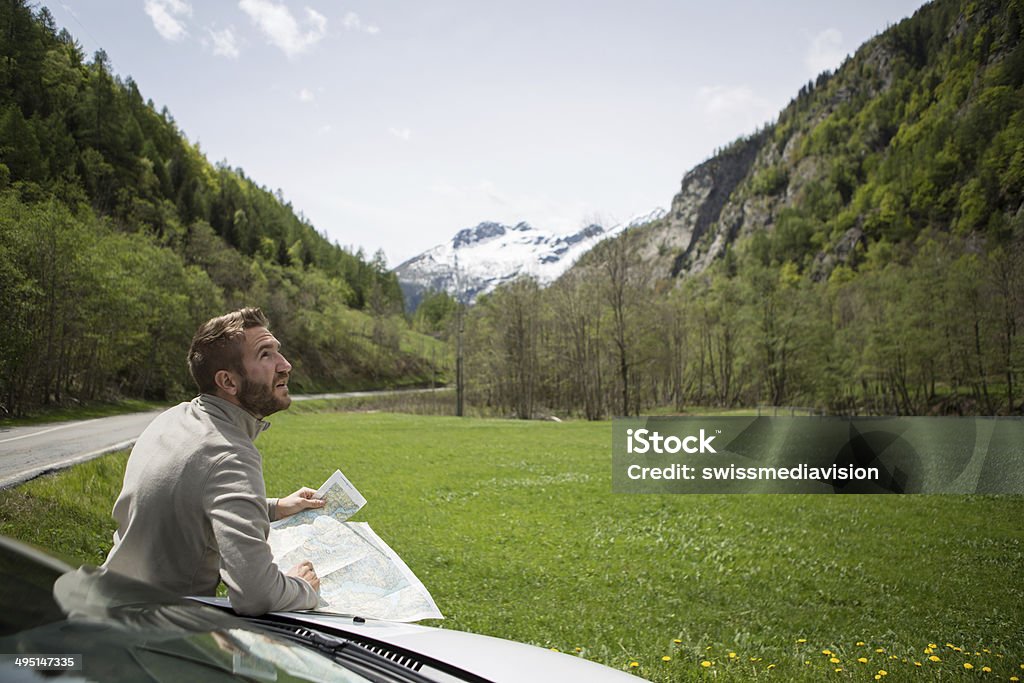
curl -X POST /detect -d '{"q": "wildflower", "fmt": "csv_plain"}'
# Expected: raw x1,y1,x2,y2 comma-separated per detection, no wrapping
875,648,886,653
928,643,938,649
914,662,922,667
856,641,866,646
661,656,671,662
964,663,974,670
830,657,840,664
701,661,712,668
550,648,560,653
924,647,934,654
858,658,869,664
889,655,898,660
878,671,888,677
929,655,941,662
822,649,832,655
834,668,842,672
728,652,737,659
767,664,776,670
629,661,639,669
1011,677,1019,682
575,647,582,653
796,638,807,643
982,666,991,673
673,639,682,644
874,676,881,681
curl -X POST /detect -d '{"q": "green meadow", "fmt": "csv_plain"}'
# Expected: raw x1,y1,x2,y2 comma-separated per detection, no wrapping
2,409,1023,681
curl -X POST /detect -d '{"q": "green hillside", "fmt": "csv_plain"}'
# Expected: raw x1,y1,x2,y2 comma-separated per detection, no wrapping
465,0,1024,418
0,2,448,415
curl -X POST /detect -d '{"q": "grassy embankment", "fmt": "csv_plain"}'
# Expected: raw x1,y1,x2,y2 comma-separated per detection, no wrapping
1,410,1022,682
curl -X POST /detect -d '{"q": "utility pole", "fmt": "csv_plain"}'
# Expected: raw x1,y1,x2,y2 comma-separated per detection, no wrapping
454,252,465,417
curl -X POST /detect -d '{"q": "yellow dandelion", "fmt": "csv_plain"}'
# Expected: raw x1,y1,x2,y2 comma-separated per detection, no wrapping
804,660,811,665
661,656,671,662
701,660,712,668
629,661,639,668
983,648,991,654
575,647,582,653
914,662,922,667
964,663,974,670
982,666,992,673
767,664,776,670
1011,677,1019,682
874,676,881,681
946,643,956,648
929,655,941,662
858,658,869,664
728,652,737,659
830,657,840,664
796,638,807,643
889,655,898,660
822,649,832,655
878,671,888,677
834,668,842,672
928,643,938,649
875,648,886,653
673,639,682,644
924,647,934,654
856,641,866,646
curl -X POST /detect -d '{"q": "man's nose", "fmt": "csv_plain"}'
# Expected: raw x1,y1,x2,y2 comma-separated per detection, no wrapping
278,354,292,373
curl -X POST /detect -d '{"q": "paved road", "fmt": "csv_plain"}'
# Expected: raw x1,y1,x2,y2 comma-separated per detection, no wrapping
0,388,449,488
0,411,163,489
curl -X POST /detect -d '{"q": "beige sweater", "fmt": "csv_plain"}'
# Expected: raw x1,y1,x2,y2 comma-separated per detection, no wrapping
103,394,317,615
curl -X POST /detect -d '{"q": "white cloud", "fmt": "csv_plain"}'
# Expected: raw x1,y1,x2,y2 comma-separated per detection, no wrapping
298,88,315,102
389,127,412,141
696,84,777,135
207,26,240,58
144,0,192,42
806,28,846,76
342,11,380,35
239,0,328,58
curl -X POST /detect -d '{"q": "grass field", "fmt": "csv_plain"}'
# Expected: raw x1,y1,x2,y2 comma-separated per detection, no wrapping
1,411,1022,681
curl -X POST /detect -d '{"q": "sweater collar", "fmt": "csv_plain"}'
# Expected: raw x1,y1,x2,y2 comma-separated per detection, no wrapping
195,394,270,441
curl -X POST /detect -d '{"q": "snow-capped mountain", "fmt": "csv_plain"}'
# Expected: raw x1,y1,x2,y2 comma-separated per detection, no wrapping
395,209,666,310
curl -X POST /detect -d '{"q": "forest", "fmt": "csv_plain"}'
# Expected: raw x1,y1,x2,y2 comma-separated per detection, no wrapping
0,1,443,416
458,0,1024,418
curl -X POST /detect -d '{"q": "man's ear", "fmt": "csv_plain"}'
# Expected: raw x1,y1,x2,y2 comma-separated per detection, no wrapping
214,369,240,396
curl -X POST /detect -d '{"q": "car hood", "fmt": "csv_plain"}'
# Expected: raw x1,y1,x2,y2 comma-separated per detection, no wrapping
196,599,639,683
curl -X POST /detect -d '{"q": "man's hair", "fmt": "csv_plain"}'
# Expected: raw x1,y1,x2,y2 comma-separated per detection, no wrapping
188,307,270,393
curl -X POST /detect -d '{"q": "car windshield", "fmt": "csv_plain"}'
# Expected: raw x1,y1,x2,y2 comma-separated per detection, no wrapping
0,539,376,682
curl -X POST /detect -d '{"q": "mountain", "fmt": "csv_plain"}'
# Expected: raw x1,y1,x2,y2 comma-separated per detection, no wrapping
395,209,665,310
607,0,1024,283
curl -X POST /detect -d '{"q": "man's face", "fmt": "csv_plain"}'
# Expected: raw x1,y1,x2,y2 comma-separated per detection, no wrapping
236,326,292,418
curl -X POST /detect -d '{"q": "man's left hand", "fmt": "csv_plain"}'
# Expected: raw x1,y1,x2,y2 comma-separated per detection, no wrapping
276,487,326,518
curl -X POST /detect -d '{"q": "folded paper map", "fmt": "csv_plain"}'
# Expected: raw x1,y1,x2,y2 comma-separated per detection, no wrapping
268,470,443,622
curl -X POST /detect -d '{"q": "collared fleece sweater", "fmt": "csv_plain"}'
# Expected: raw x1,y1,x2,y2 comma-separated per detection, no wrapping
102,394,317,615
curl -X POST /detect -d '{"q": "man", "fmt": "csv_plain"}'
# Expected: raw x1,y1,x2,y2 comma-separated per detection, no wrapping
103,307,324,615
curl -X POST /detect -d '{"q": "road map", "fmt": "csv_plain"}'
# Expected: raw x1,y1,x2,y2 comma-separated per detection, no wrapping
268,470,443,622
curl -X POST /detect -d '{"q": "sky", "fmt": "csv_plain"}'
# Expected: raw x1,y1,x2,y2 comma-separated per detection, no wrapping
45,1,927,267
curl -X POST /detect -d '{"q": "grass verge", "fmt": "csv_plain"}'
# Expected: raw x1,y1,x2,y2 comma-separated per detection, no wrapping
1,412,1021,681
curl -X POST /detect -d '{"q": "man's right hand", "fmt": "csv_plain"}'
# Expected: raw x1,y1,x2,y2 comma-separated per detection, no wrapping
287,560,320,592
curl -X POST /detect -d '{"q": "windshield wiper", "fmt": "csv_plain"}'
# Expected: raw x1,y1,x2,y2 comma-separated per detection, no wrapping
246,618,444,683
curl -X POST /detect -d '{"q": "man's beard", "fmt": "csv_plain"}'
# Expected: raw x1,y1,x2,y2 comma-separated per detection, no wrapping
238,372,291,418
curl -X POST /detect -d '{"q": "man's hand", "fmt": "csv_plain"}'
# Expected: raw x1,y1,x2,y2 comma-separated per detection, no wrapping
287,560,320,592
276,487,326,518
